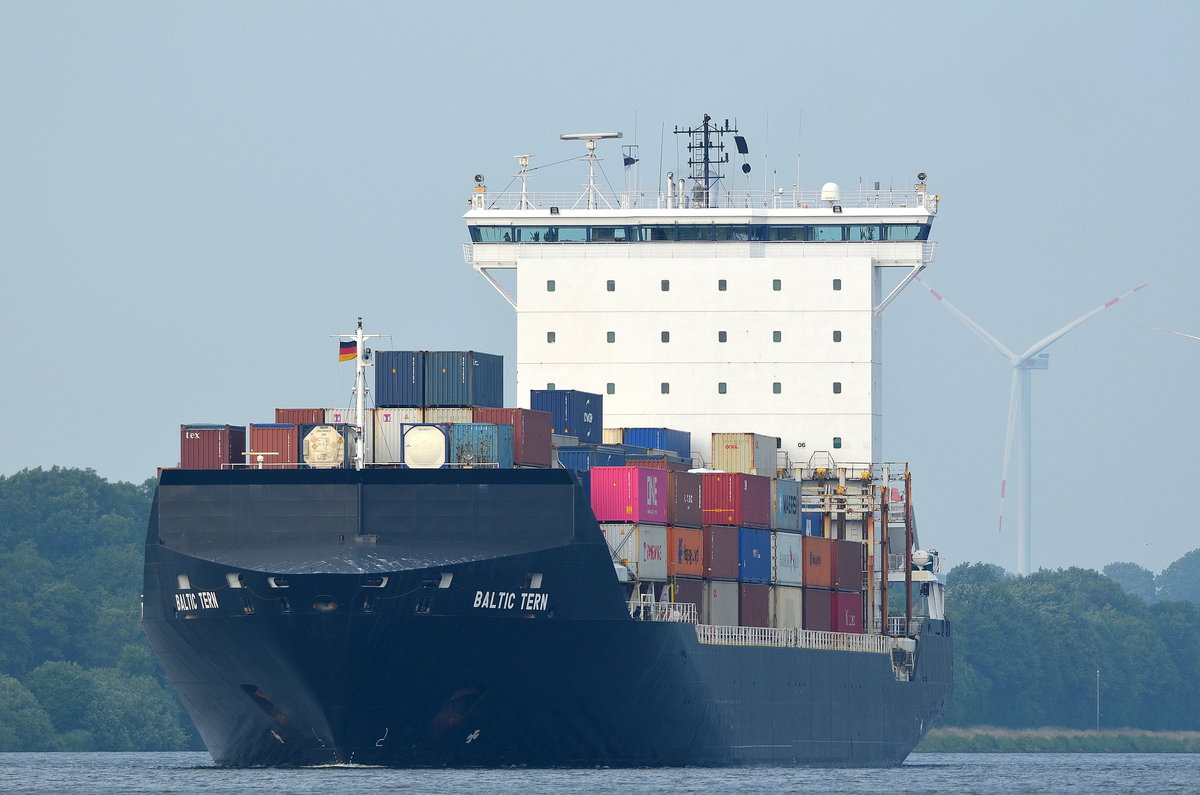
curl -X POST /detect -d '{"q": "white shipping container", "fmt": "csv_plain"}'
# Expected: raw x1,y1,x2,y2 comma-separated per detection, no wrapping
373,408,424,464
703,579,740,626
773,531,804,586
425,408,474,424
600,523,667,581
771,585,804,629
602,428,625,445
711,432,777,476
324,408,376,463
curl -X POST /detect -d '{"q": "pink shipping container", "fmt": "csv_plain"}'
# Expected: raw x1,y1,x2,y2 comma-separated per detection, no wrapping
667,471,703,527
590,467,668,524
701,472,771,528
179,425,245,470
472,407,552,468
246,424,299,469
833,590,864,633
600,523,667,580
702,525,740,580
738,582,770,627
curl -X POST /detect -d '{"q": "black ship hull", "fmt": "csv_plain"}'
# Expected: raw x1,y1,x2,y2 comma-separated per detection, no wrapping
143,468,950,767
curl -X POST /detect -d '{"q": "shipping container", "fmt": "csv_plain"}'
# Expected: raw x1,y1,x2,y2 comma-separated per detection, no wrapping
670,577,704,613
711,432,777,476
773,531,804,586
179,424,245,470
600,523,667,580
771,585,804,629
555,445,625,471
702,525,740,580
616,444,650,456
833,590,864,633
375,351,425,408
425,351,504,408
246,424,298,469
323,408,374,460
703,579,740,626
450,423,514,468
666,526,704,577
274,408,325,425
738,527,771,583
802,536,834,588
425,407,474,424
833,539,865,591
625,452,691,472
602,428,624,445
549,434,578,468
530,389,603,444
472,407,552,468
801,511,825,537
373,408,425,464
802,586,833,631
623,427,692,459
299,423,353,469
401,423,451,469
666,471,703,527
739,582,770,627
701,472,771,528
590,467,668,524
771,477,801,531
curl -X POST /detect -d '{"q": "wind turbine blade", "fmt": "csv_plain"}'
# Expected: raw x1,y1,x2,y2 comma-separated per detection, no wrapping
914,276,1019,362
998,368,1021,534
1143,325,1200,342
1018,284,1148,360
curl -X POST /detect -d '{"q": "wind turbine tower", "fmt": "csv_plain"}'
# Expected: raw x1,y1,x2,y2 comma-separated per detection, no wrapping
916,279,1146,575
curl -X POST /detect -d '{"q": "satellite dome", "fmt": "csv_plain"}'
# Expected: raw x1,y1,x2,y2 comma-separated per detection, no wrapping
820,182,841,202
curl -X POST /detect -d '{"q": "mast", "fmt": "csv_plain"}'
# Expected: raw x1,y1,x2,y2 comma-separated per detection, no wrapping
674,113,736,208
333,318,382,471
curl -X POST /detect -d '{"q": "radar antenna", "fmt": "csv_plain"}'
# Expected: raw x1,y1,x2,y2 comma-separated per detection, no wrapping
560,132,622,209
673,114,741,208
514,154,535,209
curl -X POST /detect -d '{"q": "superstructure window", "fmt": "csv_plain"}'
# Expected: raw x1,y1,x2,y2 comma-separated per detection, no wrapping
772,331,782,342
833,382,842,394
640,225,675,242
886,224,928,241
546,332,556,343
547,382,555,390
773,382,782,394
849,225,880,241
766,225,806,241
606,383,615,394
661,383,670,394
718,331,727,343
606,331,616,343
546,280,555,292
812,226,845,242
832,279,842,291
718,382,727,394
833,437,843,449
606,279,616,292
833,330,842,342
471,226,512,243
678,225,714,241
713,225,750,241
661,279,670,291
772,279,782,291
661,331,670,343
718,279,727,291
592,226,631,242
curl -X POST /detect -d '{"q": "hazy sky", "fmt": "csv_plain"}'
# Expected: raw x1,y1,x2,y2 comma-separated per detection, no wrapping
3,2,1197,575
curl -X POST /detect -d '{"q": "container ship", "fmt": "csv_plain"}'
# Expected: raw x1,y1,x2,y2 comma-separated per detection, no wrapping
143,115,951,767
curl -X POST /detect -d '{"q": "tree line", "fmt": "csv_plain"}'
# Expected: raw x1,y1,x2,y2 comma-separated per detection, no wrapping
0,466,1198,750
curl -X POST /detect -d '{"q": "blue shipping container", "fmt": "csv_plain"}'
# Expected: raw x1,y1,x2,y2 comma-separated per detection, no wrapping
375,351,425,408
425,351,504,408
772,478,801,531
530,389,603,444
623,427,692,459
450,423,514,468
801,511,825,537
555,445,625,471
738,527,772,583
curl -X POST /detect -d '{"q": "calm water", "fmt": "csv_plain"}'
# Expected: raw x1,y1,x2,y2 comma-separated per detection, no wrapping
1,752,1197,793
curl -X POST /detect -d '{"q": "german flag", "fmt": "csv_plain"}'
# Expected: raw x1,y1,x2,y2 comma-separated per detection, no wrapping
338,340,357,362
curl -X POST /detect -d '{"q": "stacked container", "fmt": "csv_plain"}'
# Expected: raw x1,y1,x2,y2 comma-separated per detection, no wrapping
450,423,514,468
274,409,325,426
375,351,424,408
589,467,667,524
832,539,865,633
299,423,353,469
246,424,298,469
800,511,825,536
472,407,552,468
666,471,703,528
373,408,425,464
701,473,771,528
530,389,603,444
179,424,245,470
621,427,691,459
801,536,834,631
711,432,777,476
425,351,503,408
400,423,451,469
601,523,667,581
771,477,801,532
556,445,625,471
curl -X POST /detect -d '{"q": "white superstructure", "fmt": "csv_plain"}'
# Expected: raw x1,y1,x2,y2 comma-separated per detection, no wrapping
463,117,937,469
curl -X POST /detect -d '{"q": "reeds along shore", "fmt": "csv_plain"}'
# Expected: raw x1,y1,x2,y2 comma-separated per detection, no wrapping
917,727,1200,753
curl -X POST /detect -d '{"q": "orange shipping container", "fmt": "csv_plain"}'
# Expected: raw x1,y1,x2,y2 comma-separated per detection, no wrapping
802,536,834,588
667,526,704,577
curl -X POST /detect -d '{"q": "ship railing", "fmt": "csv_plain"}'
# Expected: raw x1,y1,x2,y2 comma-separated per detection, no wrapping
465,240,936,267
695,624,897,654
888,617,924,637
628,600,698,624
468,189,932,211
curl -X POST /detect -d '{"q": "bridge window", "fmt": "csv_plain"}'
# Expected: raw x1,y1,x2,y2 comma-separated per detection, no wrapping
640,225,675,241
677,225,713,241
591,226,631,242
713,225,751,241
470,226,512,243
849,225,881,241
812,225,845,242
766,225,806,241
886,224,928,241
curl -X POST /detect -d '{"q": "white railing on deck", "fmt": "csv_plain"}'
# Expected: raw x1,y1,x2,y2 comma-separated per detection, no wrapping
888,617,924,637
695,624,897,654
628,600,698,624
468,189,935,212
464,240,936,266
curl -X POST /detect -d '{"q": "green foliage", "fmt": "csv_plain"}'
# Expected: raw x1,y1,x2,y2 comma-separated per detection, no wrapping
0,675,57,751
84,668,189,751
1157,549,1200,602
1103,562,1158,603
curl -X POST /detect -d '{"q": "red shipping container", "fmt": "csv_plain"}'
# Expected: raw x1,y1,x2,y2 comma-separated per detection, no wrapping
701,473,771,528
590,467,668,524
803,536,834,588
702,525,740,580
472,407,552,468
179,425,245,470
247,424,299,469
833,591,864,633
626,453,690,472
671,577,704,612
667,471,703,527
739,582,770,627
275,408,325,425
802,586,833,631
667,526,704,577
833,539,865,591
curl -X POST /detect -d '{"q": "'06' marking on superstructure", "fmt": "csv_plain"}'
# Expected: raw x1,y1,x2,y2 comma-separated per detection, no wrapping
473,591,550,611
174,591,220,611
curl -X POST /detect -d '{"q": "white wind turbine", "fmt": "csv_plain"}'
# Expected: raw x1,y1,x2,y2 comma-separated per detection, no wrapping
915,277,1147,575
